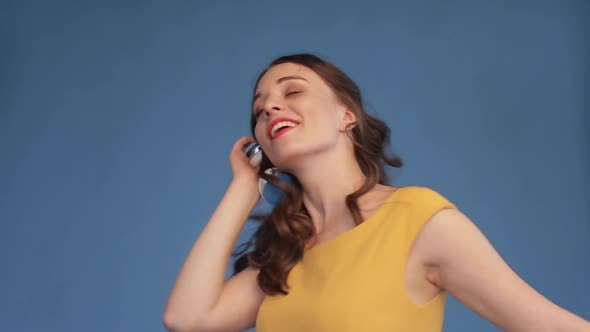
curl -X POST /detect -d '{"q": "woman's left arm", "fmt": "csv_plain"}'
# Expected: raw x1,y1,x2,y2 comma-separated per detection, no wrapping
417,208,590,332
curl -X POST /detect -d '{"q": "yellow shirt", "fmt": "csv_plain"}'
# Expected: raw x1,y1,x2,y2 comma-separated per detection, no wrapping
255,186,458,331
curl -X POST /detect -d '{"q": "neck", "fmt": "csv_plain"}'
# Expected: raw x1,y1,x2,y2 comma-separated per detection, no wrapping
286,143,367,235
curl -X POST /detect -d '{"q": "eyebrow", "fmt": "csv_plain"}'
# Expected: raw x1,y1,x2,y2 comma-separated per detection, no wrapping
252,75,309,107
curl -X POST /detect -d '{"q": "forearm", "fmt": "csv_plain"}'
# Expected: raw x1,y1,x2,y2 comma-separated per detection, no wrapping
163,178,259,328
553,306,590,332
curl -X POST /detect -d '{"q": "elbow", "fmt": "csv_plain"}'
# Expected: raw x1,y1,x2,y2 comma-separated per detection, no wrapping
162,309,185,332
162,308,205,332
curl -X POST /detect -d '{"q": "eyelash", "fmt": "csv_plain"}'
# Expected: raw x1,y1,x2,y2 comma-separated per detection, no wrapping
254,90,302,118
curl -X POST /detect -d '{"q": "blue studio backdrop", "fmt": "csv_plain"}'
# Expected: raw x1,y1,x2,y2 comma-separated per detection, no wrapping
1,1,588,331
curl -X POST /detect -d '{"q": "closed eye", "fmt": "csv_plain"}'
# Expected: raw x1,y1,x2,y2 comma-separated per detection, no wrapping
253,90,302,118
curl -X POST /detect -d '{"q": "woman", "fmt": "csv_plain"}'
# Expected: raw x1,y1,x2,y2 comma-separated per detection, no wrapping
163,54,590,331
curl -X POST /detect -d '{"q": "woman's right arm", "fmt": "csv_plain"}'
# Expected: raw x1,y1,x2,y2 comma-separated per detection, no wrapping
162,136,267,332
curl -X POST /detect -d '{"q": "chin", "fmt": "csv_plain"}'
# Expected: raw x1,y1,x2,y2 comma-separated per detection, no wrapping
269,141,331,171
265,143,301,166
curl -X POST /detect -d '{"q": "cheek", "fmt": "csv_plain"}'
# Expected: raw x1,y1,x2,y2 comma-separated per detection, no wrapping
306,107,340,133
254,123,267,143
301,98,339,122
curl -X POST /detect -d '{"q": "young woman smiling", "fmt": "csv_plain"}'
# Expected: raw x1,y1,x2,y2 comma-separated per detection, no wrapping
163,54,590,332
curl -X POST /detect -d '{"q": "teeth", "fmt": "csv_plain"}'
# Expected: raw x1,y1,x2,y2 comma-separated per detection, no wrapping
271,121,298,136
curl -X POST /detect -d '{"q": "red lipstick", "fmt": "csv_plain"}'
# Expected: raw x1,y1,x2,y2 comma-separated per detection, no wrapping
267,117,300,140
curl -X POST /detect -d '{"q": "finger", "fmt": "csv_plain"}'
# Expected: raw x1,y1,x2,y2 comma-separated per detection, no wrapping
232,135,256,153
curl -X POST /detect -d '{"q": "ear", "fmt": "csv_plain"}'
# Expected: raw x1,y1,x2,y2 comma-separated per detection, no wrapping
339,107,357,131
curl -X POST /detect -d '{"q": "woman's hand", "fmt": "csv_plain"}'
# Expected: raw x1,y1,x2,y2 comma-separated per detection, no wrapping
229,136,261,195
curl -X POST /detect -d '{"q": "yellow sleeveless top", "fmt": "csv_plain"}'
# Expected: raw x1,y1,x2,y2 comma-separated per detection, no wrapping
255,186,458,332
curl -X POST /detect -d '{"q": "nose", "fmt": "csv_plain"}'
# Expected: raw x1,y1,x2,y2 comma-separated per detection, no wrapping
259,95,284,118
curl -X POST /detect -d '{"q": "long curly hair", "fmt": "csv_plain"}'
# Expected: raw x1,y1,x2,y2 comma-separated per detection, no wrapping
232,53,403,296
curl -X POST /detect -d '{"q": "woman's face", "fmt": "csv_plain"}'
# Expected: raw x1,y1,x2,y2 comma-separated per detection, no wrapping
252,62,354,170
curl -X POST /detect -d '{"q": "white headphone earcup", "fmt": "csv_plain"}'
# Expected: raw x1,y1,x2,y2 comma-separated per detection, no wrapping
258,168,292,205
249,150,262,167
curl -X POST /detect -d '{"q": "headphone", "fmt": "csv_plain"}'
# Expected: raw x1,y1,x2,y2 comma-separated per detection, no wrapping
243,141,292,205
243,141,263,167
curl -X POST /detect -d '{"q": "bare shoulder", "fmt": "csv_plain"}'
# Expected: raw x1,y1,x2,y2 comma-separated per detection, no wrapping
408,207,590,330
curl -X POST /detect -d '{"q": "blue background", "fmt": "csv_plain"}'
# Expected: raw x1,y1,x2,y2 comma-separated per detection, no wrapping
1,1,588,331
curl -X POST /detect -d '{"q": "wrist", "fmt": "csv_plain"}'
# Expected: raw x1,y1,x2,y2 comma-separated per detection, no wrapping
229,177,260,202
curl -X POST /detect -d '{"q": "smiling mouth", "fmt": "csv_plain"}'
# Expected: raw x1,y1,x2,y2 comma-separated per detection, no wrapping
271,125,297,140
268,117,300,140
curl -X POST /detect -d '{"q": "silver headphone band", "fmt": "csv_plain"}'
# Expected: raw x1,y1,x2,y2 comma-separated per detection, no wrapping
248,144,261,158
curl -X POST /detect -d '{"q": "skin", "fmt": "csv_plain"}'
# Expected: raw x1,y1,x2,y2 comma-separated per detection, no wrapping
252,62,394,242
163,62,590,332
253,63,590,330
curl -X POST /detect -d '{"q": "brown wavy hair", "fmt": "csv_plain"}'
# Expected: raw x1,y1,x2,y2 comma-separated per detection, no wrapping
232,53,403,295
